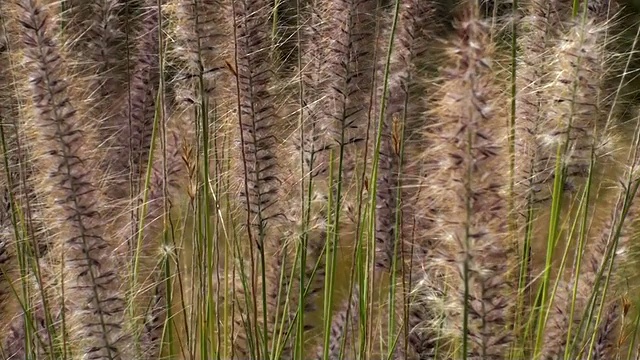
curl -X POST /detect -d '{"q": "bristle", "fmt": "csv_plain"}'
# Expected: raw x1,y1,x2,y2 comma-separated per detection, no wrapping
536,8,613,203
398,249,441,360
234,0,280,246
296,3,331,336
512,1,574,337
542,171,638,358
2,303,54,359
172,0,235,118
373,0,433,272
299,0,330,182
0,38,17,319
299,191,329,335
231,244,296,359
315,285,360,360
266,237,297,358
174,0,229,76
136,124,186,358
514,0,566,211
424,4,514,357
107,2,160,199
541,280,578,359
319,0,376,189
17,0,130,357
0,187,15,320
531,5,620,357
141,283,166,359
0,3,30,318
85,0,124,97
590,301,620,360
141,123,186,245
232,0,284,352
587,0,619,20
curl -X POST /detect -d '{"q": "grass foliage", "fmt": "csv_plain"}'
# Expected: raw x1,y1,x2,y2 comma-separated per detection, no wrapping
2,0,640,359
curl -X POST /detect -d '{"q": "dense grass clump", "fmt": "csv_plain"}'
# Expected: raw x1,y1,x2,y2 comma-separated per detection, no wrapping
4,0,640,359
